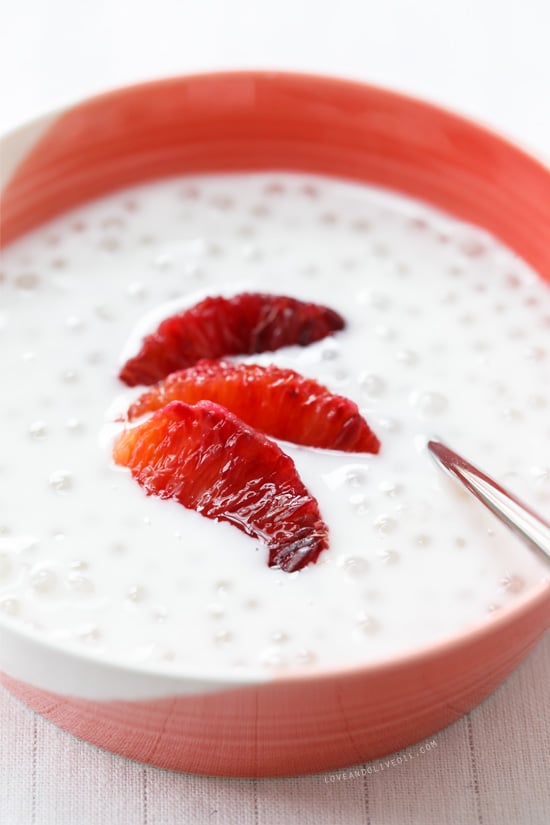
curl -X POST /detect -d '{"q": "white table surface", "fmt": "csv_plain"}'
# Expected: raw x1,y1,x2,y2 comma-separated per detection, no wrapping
1,1,549,823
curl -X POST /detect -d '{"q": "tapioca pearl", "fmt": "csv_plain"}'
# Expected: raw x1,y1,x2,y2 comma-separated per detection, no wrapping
206,241,224,258
408,215,428,231
374,323,396,340
396,348,418,366
86,351,103,366
504,273,521,290
541,315,550,329
350,218,370,233
0,597,20,616
487,603,501,614
372,242,390,259
358,289,390,310
127,585,147,603
378,480,403,497
458,312,478,327
271,630,289,644
45,233,61,247
263,181,286,196
296,649,317,665
340,556,369,578
66,417,83,434
69,560,89,572
501,407,523,422
28,421,48,440
151,249,175,271
340,258,359,271
500,574,525,594
21,350,37,364
390,261,408,279
344,468,368,488
299,263,319,278
126,281,147,299
319,211,338,226
249,203,270,219
30,567,58,595
362,587,383,603
123,198,140,212
410,390,448,418
213,629,233,645
206,602,225,619
214,579,233,596
67,573,94,595
349,494,369,516
524,345,546,361
508,327,525,341
242,243,263,262
440,290,458,306
14,272,40,290
359,373,386,398
94,303,115,321
373,515,397,535
490,381,507,398
235,224,256,238
414,534,432,548
459,238,486,258
179,184,200,200
332,368,349,383
300,182,319,198
100,215,125,231
259,648,287,668
48,470,74,494
70,219,87,233
0,553,13,581
65,315,84,331
152,606,168,623
98,236,121,253
61,368,80,385
354,612,381,635
182,262,205,281
78,624,101,642
243,598,259,610
321,345,340,361
50,256,69,268
530,466,550,484
454,536,467,549
376,416,400,433
376,549,400,565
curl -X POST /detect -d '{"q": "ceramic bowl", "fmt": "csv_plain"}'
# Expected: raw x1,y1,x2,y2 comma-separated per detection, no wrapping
1,71,549,777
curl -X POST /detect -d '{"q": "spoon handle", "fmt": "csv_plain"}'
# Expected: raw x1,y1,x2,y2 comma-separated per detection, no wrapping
427,440,550,564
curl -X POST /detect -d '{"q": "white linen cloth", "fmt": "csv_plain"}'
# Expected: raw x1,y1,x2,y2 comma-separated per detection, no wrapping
1,632,549,824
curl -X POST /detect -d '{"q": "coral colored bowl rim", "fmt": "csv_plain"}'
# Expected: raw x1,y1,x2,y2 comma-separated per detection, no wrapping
1,70,549,691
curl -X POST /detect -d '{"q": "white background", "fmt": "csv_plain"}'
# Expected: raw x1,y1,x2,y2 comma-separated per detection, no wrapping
1,3,549,824
1,0,550,161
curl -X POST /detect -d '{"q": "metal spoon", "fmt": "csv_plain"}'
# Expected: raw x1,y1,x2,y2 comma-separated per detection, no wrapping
427,440,550,564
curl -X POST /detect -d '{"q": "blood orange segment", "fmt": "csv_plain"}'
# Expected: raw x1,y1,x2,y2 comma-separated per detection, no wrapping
113,400,329,571
119,292,345,386
127,360,380,454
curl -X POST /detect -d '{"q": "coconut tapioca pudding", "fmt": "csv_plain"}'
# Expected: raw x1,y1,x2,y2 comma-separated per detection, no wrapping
0,172,548,678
